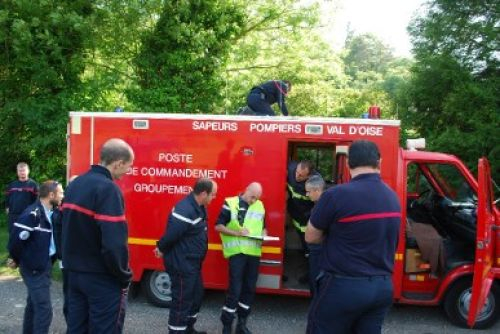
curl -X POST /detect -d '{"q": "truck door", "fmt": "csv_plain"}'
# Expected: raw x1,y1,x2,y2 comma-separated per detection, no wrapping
468,158,497,327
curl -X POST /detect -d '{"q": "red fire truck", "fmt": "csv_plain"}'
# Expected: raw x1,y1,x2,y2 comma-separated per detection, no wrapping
66,111,499,329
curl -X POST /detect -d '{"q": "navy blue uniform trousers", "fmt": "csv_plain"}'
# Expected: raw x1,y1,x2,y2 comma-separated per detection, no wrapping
20,262,53,334
307,273,393,334
67,271,127,334
247,93,275,116
167,267,204,333
308,243,322,296
221,254,260,325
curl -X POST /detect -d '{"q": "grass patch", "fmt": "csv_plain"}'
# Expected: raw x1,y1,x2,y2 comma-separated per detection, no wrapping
0,212,62,280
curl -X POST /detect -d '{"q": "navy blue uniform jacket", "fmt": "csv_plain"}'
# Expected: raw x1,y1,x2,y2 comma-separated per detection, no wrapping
248,80,289,116
61,165,132,287
8,200,53,271
157,193,208,274
5,179,38,215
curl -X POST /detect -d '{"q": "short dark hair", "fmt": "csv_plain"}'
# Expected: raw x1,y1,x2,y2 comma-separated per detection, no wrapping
100,139,133,166
298,160,314,175
348,140,380,169
193,178,214,195
39,180,59,198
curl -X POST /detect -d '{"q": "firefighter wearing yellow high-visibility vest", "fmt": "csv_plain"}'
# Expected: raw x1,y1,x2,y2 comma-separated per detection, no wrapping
215,182,266,334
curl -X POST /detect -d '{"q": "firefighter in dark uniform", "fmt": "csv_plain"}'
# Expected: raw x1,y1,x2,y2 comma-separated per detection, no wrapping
305,140,401,334
8,180,64,334
246,80,291,116
62,138,135,334
5,162,38,234
287,160,318,262
216,182,266,334
154,178,218,334
304,175,326,296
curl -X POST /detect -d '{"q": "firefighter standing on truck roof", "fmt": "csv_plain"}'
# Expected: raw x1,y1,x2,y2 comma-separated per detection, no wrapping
154,178,218,334
246,80,291,116
216,182,266,334
287,160,318,282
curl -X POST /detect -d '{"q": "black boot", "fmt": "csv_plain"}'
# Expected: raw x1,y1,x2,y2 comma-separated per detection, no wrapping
235,317,251,334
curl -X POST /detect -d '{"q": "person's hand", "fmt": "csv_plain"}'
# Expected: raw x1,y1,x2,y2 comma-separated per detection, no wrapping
239,228,250,236
153,247,163,258
6,258,17,269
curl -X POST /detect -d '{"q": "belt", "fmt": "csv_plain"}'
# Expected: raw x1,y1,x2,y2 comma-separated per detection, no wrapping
331,273,390,280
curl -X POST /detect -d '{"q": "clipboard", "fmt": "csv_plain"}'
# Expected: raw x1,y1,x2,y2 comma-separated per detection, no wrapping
244,235,280,242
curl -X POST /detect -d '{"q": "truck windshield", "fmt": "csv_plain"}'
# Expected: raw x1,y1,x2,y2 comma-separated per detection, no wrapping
427,164,476,203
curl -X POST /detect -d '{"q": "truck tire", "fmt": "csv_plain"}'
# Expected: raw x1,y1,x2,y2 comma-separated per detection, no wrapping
443,278,499,329
141,270,173,308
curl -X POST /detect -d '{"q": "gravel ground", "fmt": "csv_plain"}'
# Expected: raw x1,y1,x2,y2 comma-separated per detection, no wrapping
0,275,498,334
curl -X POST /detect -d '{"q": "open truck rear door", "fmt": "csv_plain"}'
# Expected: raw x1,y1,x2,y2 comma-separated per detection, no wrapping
468,158,497,327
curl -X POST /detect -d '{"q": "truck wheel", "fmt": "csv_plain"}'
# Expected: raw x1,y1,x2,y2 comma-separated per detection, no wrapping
443,278,499,329
141,270,172,308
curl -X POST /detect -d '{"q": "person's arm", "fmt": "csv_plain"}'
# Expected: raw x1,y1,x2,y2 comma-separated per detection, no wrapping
214,200,248,236
305,221,324,244
277,81,289,116
96,185,132,288
8,207,38,264
32,181,39,203
305,189,336,244
157,204,192,253
278,93,288,116
215,223,248,236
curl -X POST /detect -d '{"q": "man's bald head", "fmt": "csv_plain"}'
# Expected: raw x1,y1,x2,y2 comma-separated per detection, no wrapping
100,138,135,180
242,182,263,205
100,138,134,166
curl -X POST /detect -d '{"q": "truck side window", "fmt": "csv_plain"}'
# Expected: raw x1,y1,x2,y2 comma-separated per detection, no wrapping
427,164,476,203
407,163,432,199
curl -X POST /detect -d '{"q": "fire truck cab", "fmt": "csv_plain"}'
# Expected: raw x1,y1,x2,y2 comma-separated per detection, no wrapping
67,112,499,329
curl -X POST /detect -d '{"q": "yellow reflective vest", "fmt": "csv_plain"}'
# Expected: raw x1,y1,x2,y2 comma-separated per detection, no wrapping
220,196,265,258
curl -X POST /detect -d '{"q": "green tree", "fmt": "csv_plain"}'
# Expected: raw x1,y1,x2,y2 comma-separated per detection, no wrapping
343,32,395,79
0,0,92,185
405,0,499,180
79,0,164,111
223,0,347,117
336,33,408,119
128,0,246,113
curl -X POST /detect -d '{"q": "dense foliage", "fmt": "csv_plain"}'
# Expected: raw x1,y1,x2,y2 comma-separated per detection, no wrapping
403,0,499,180
0,0,92,184
128,0,246,113
0,0,497,194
